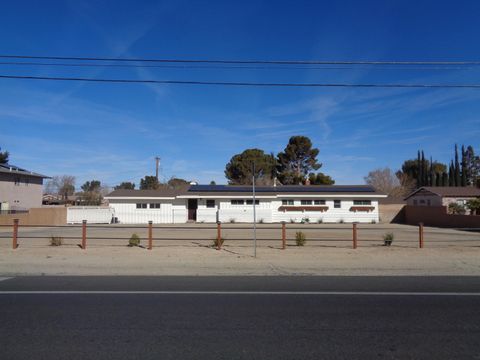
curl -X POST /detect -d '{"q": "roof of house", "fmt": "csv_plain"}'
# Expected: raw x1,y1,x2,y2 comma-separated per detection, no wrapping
106,184,386,198
106,188,189,198
405,186,480,199
0,163,50,179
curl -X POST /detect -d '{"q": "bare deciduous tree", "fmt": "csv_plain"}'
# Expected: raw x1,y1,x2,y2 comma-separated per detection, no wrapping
364,168,405,197
45,175,76,200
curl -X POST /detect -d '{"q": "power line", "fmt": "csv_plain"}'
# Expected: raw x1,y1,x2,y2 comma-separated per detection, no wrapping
1,74,480,88
0,61,477,71
1,54,480,66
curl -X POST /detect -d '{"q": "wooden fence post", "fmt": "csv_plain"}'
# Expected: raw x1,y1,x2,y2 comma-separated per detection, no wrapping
217,222,222,250
12,218,19,249
81,220,87,250
352,223,357,249
419,222,424,249
148,221,153,250
281,222,286,250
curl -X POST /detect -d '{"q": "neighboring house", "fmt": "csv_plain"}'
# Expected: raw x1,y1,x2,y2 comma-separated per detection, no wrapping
404,187,480,209
0,163,50,211
105,184,386,224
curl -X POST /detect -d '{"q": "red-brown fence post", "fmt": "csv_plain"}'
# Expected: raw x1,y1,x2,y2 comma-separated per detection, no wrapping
419,222,424,249
281,222,286,250
217,222,222,250
12,218,19,249
148,221,153,250
81,220,87,250
352,223,358,249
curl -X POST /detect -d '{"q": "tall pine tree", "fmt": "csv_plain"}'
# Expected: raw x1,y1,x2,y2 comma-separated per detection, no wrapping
454,144,461,186
448,161,455,186
461,145,467,186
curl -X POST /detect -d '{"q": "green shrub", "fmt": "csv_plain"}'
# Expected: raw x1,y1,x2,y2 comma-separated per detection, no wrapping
50,236,63,246
317,218,323,224
371,219,377,224
290,218,296,223
339,219,344,224
295,231,306,246
229,218,236,223
383,232,394,246
301,217,310,224
128,233,141,247
258,218,264,224
448,203,466,215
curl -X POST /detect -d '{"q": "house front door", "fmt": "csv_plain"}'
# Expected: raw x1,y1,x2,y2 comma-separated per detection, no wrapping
187,199,198,221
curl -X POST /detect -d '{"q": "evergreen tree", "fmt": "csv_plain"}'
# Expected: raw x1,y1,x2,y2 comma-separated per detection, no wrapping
417,151,422,188
442,172,448,186
0,147,9,164
225,148,277,185
454,144,461,186
461,145,467,186
276,136,322,184
448,161,455,186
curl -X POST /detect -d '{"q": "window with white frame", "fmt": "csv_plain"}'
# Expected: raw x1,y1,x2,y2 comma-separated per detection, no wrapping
149,203,161,209
246,199,259,205
136,203,147,209
206,200,215,208
282,199,294,205
231,199,244,205
301,200,313,205
334,200,341,208
353,200,371,206
314,200,326,205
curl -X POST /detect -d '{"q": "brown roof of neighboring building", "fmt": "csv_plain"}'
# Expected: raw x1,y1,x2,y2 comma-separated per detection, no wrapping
405,186,480,199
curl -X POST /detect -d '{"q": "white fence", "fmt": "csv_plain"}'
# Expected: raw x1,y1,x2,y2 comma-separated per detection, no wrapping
67,206,114,224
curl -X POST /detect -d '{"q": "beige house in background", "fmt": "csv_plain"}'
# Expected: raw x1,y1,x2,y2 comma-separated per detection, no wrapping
0,163,50,212
405,186,480,209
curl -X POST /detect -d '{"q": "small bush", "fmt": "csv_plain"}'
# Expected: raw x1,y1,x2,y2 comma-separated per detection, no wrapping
259,218,264,224
290,218,296,223
212,237,225,248
339,219,344,224
295,231,306,246
128,233,141,247
371,219,377,224
229,218,236,223
317,218,323,224
301,217,310,224
383,232,394,246
448,203,466,215
50,236,63,246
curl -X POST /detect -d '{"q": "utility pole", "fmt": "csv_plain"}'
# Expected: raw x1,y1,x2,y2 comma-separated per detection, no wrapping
252,162,257,258
155,157,160,181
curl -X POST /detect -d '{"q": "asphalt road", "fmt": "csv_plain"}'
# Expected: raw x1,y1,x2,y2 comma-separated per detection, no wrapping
1,276,480,359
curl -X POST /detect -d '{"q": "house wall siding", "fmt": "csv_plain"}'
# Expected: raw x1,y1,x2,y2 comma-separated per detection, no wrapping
107,197,380,224
0,173,44,210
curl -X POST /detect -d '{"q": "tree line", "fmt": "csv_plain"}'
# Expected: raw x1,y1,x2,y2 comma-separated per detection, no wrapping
224,136,334,185
365,144,480,197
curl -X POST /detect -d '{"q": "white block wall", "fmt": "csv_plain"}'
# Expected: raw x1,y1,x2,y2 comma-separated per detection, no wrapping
67,207,114,224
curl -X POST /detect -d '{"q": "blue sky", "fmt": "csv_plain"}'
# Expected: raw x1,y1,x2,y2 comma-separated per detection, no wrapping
1,0,480,189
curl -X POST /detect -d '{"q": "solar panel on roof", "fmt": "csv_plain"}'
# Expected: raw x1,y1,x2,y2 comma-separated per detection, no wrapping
188,185,375,193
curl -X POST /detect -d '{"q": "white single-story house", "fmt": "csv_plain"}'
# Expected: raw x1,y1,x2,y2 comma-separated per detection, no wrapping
105,184,386,224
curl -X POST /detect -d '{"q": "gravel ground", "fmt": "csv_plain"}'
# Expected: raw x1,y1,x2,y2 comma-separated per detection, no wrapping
0,223,479,276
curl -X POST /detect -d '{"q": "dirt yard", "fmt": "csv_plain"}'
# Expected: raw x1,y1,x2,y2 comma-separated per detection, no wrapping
0,223,479,276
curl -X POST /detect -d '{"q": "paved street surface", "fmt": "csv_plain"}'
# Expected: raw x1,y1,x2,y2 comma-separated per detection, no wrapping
1,276,480,359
